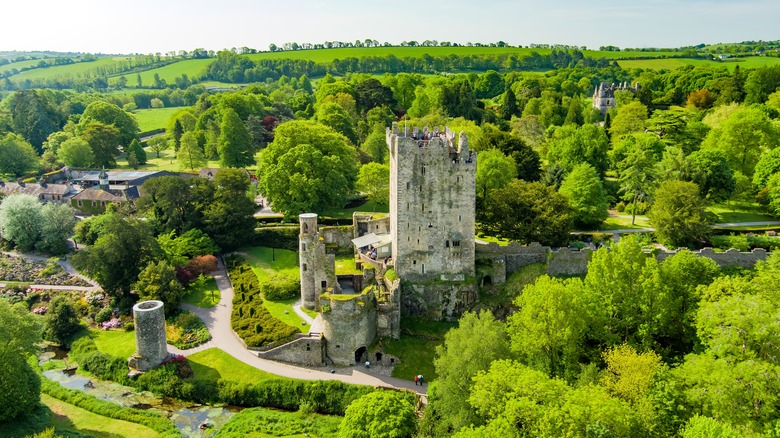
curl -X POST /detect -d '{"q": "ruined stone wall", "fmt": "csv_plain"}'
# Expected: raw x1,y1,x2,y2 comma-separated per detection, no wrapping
401,281,477,321
256,334,325,367
299,214,339,310
320,291,378,366
353,213,391,238
547,249,592,276
388,125,476,282
321,226,354,251
377,278,401,339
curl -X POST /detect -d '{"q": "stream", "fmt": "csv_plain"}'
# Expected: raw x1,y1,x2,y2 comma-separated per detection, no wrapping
40,349,240,437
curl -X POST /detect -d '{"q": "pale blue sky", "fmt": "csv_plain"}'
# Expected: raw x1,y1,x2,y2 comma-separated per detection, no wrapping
2,0,777,54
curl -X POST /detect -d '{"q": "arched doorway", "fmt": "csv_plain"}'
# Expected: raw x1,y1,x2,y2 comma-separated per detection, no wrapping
354,346,366,364
482,275,492,286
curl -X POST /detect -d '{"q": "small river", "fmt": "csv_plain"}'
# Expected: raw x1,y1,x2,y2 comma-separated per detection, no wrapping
41,350,240,437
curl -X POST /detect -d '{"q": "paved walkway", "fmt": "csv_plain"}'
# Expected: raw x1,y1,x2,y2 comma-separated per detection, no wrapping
293,300,315,325
171,257,425,395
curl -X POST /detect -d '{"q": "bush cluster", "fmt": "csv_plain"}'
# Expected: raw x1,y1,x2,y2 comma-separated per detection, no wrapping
261,273,300,301
251,227,299,251
166,311,212,350
710,234,780,251
226,256,298,348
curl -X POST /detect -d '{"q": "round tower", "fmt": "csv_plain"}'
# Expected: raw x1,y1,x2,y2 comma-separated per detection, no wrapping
128,300,168,371
299,213,318,309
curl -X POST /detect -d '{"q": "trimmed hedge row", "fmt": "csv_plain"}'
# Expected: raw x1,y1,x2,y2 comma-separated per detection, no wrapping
41,376,181,437
252,227,300,251
226,255,298,348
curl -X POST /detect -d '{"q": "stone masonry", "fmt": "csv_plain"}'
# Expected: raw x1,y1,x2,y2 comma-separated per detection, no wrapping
127,300,168,372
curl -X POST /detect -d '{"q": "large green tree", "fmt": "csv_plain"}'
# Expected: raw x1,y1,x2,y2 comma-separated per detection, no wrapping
202,168,256,250
339,391,417,438
134,260,185,315
618,147,658,225
257,120,357,216
546,124,610,176
6,89,65,152
218,107,254,168
57,137,94,167
0,194,43,251
80,121,120,167
79,100,139,147
38,202,77,255
649,180,710,247
685,149,736,201
177,131,207,171
126,138,147,165
316,102,358,145
558,163,608,228
44,296,81,346
475,149,517,202
0,132,39,176
609,101,649,141
356,162,389,207
0,299,42,422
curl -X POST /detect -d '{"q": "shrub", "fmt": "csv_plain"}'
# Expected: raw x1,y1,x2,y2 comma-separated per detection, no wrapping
166,311,211,350
615,201,626,212
261,274,300,301
95,307,113,323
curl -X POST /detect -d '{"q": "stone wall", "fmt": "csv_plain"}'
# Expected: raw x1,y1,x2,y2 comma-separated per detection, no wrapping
656,247,769,268
401,281,477,321
257,333,325,366
321,225,354,251
320,291,378,366
548,248,592,276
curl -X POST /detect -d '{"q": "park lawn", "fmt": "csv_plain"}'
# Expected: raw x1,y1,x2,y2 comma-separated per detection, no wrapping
707,202,775,223
188,348,276,384
116,149,261,173
475,233,511,246
335,254,361,275
133,106,184,132
183,276,221,308
596,215,652,231
383,317,456,381
240,246,299,282
216,406,343,437
42,394,159,438
263,298,310,333
320,201,389,221
91,329,136,359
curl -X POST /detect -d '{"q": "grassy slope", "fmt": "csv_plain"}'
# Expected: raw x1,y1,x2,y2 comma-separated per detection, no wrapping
182,276,221,308
43,394,159,438
618,56,780,71
188,348,276,383
91,329,137,359
384,317,456,381
240,246,300,281
10,57,119,80
116,58,213,85
707,202,776,223
133,106,183,132
263,298,310,332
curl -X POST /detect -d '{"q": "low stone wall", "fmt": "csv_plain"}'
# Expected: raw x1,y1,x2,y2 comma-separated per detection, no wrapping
656,247,769,268
547,248,591,276
321,226,354,251
257,333,325,367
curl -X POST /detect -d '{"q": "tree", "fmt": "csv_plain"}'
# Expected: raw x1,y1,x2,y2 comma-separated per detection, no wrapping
424,311,510,434
479,180,573,246
147,134,171,158
685,149,736,201
339,391,417,438
57,137,94,167
546,124,610,176
79,100,139,147
218,108,254,168
134,261,185,315
499,88,518,120
563,95,583,125
258,120,357,216
138,176,201,235
475,149,517,202
559,163,608,228
71,214,162,308
202,168,256,250
177,131,207,171
680,416,741,438
0,299,42,422
80,121,120,167
38,202,77,255
508,275,592,379
753,145,780,190
619,148,658,225
0,194,43,252
361,126,387,163
157,228,218,265
354,78,396,114
477,124,540,181
0,132,39,176
609,101,649,141
649,180,710,247
356,163,389,207
6,89,65,151
126,138,147,165
44,296,81,346
316,102,358,145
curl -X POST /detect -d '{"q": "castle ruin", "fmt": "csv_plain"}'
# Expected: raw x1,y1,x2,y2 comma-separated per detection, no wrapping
592,82,641,114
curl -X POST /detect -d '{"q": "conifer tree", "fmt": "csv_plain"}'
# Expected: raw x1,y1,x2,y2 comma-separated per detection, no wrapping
218,108,253,168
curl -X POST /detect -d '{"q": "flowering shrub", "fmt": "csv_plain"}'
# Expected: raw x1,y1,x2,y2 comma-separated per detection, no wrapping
32,306,48,315
101,317,123,329
84,290,106,307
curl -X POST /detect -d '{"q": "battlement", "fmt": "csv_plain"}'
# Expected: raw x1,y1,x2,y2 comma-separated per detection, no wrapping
387,123,473,164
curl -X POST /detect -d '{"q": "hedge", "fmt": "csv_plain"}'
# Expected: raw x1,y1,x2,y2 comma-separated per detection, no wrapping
225,255,298,348
251,227,300,251
710,234,780,251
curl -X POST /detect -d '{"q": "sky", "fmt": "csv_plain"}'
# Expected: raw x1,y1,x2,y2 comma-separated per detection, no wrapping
2,0,778,54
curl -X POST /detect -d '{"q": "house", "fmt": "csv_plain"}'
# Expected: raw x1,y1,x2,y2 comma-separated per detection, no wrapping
70,170,177,188
0,180,74,203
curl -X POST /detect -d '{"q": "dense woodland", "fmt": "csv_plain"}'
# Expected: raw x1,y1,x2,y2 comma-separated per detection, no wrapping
3,47,780,436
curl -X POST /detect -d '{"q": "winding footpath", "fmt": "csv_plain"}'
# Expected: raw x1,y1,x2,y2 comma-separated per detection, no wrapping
170,257,426,395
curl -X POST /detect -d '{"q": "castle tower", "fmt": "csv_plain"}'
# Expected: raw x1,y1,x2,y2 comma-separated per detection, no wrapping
299,213,319,309
387,125,476,282
127,300,168,372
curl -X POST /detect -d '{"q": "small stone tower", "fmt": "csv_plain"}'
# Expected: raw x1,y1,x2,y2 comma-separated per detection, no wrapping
98,168,109,190
387,125,476,281
127,300,168,372
299,213,337,310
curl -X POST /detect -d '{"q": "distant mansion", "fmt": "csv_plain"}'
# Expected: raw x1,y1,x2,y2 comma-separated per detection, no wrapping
592,82,641,114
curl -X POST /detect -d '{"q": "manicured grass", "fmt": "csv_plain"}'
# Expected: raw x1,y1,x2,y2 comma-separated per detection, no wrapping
133,106,184,132
320,202,388,220
239,246,299,282
42,393,159,438
188,348,275,383
707,202,775,223
618,56,780,71
475,233,511,246
335,254,361,275
263,298,310,333
182,276,220,308
91,329,136,360
115,148,261,172
383,317,456,381
597,215,652,230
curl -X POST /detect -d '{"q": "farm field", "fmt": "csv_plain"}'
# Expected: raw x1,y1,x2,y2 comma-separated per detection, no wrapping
1,58,50,72
618,56,780,70
9,57,119,81
133,106,184,132
111,58,213,85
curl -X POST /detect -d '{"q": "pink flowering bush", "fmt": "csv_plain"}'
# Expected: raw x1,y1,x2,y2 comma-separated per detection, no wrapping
101,317,123,329
32,306,48,315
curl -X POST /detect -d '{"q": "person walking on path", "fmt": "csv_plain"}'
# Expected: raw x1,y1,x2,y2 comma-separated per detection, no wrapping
414,375,419,386
417,374,424,386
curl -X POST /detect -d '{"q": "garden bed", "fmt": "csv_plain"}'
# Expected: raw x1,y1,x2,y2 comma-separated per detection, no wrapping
0,255,91,286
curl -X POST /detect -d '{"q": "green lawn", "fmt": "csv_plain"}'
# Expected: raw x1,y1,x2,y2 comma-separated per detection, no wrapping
239,246,299,282
335,254,361,275
320,201,389,220
263,298,310,333
91,329,136,359
707,202,775,223
596,215,652,231
133,107,184,132
43,394,159,438
475,233,511,246
9,57,119,81
383,317,456,381
116,58,213,86
115,148,222,172
182,276,221,308
188,348,276,384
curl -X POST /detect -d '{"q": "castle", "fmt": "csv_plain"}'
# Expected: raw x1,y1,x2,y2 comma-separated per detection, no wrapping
592,82,641,114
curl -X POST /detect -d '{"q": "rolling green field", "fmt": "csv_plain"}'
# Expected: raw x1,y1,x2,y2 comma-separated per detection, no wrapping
111,58,213,85
133,106,183,132
1,58,49,72
188,348,276,383
618,56,780,71
9,57,119,81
